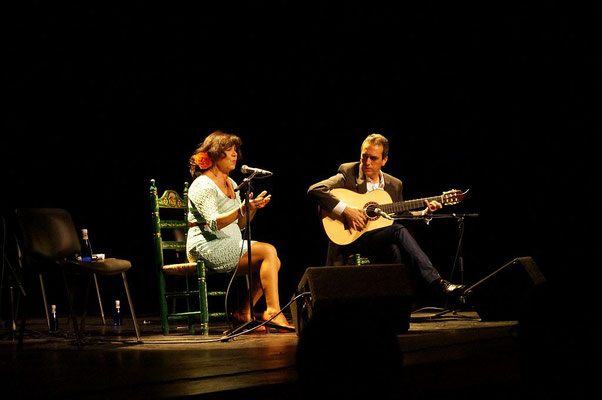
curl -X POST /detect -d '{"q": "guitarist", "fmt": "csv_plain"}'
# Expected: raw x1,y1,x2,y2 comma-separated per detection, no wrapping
307,133,465,298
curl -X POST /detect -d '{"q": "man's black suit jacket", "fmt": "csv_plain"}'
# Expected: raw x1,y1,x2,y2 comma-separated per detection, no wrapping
307,162,405,265
307,161,404,212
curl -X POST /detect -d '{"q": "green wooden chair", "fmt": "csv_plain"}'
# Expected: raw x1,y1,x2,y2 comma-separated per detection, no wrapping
150,179,226,335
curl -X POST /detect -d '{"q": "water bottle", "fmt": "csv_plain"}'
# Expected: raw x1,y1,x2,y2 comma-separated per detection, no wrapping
113,300,122,326
49,304,59,333
80,229,93,262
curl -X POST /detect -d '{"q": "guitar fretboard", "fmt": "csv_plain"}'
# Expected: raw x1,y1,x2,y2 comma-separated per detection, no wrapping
378,196,443,214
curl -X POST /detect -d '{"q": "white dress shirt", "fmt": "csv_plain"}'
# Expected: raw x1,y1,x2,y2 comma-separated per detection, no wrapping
332,170,385,215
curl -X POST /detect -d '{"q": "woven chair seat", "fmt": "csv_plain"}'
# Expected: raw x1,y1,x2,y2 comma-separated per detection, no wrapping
162,262,198,276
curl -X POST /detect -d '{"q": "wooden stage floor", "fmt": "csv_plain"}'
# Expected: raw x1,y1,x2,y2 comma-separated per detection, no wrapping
1,309,537,400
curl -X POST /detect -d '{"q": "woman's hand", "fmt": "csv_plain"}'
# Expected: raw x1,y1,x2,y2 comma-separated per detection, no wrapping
244,190,272,211
238,191,271,228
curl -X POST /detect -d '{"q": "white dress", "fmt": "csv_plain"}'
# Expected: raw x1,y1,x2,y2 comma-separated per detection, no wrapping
186,175,250,272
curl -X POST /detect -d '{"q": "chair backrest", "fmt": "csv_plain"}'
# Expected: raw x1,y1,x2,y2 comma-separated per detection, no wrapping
150,179,190,267
14,208,81,263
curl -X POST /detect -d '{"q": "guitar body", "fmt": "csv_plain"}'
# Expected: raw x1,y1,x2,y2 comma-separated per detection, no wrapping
320,188,394,246
320,187,467,246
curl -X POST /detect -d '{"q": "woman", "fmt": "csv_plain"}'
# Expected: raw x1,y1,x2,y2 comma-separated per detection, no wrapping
186,131,293,332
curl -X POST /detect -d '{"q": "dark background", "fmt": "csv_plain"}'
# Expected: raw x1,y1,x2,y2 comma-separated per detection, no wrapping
2,2,600,323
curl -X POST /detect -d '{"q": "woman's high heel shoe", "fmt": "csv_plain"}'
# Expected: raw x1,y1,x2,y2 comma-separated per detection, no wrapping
232,312,267,333
261,311,295,333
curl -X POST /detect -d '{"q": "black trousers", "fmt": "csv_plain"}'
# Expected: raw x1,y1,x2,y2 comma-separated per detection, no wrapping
343,224,441,284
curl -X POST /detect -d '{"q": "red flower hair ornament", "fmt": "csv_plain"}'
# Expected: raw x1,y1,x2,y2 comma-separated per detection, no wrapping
193,152,213,169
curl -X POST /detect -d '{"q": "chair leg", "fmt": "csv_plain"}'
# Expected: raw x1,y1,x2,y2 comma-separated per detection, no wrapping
121,272,142,343
79,273,93,334
197,261,209,335
185,276,195,334
93,274,106,325
157,270,169,335
10,286,16,341
39,274,50,330
62,270,83,349
17,286,27,351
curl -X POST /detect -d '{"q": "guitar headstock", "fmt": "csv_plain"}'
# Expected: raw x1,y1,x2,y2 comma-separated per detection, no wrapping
441,189,468,206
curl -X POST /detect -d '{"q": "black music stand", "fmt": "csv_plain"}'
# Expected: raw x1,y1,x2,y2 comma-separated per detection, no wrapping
395,212,478,320
0,232,40,341
424,213,478,319
0,253,25,340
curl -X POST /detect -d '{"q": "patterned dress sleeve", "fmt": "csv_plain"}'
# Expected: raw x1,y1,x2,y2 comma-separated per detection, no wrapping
188,180,219,232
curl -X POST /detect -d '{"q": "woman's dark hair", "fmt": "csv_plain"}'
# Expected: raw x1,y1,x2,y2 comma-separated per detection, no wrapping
189,131,243,178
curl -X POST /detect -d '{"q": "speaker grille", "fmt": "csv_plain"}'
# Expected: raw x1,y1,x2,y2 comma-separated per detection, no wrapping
292,264,415,335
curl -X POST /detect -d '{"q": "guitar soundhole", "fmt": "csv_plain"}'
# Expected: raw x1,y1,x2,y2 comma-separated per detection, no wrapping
364,203,380,221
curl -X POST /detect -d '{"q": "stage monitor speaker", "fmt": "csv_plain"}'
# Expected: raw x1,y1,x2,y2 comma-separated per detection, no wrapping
291,264,415,336
463,256,547,321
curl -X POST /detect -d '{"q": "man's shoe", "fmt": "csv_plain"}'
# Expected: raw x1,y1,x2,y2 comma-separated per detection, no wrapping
432,278,466,296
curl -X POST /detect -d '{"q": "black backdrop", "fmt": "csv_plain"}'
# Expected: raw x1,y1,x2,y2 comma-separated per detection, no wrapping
2,2,599,317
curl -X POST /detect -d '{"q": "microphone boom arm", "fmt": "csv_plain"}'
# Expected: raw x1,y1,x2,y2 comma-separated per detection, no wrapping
234,171,258,192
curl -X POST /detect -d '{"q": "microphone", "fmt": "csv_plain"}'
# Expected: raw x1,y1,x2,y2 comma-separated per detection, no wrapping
240,165,273,176
374,208,393,220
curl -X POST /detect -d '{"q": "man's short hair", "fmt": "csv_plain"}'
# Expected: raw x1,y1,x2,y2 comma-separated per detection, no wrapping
362,133,389,158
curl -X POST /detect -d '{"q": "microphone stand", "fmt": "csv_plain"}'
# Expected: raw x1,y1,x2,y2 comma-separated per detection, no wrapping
224,171,287,338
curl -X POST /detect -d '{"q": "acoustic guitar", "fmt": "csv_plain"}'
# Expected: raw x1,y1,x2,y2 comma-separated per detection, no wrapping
321,188,467,245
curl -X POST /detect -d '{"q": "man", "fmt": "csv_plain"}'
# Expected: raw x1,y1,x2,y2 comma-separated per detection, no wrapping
307,133,465,297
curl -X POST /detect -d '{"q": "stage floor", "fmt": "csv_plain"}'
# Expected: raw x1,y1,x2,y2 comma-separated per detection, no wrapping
1,310,528,399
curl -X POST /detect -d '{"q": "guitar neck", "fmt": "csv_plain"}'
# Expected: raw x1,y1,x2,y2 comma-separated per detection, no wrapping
379,195,443,214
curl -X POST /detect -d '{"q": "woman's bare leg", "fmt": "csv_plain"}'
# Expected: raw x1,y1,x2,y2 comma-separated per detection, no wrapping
237,274,263,317
236,242,285,322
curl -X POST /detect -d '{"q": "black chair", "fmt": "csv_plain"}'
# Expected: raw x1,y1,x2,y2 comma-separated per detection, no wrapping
14,208,142,348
